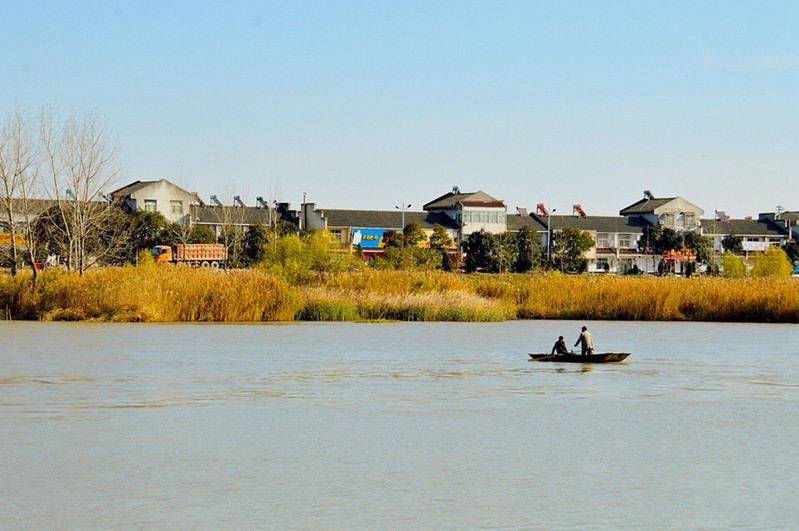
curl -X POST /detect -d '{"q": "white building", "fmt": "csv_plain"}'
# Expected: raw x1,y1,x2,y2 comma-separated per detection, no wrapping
111,179,198,224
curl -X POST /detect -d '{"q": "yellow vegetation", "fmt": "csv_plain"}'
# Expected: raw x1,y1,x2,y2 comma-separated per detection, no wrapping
1,267,799,323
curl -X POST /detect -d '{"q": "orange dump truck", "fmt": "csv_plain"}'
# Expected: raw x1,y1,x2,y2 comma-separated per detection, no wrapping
151,244,227,268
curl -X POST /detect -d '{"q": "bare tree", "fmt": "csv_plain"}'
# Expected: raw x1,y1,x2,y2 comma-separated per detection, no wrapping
40,107,127,274
0,106,40,278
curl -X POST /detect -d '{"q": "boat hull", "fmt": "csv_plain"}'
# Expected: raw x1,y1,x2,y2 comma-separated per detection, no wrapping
529,352,630,363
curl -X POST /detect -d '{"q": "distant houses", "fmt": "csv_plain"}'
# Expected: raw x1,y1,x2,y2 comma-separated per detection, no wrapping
13,178,783,272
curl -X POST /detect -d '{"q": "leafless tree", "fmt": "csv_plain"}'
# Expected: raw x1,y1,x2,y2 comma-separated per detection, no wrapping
0,106,41,279
40,106,127,274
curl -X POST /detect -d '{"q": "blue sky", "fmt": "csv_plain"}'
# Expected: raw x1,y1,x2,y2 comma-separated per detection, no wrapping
2,1,797,216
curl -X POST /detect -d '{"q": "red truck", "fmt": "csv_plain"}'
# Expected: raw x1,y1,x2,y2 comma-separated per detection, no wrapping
151,244,227,268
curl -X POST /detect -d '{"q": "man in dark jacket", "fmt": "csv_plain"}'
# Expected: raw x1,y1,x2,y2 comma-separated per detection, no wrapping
551,336,569,355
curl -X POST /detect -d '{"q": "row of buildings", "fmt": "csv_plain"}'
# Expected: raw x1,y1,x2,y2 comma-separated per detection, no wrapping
106,179,797,274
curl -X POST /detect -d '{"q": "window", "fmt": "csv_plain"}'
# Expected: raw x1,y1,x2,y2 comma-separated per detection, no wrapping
684,213,695,227
618,234,632,248
170,200,183,215
144,199,157,212
596,258,610,272
498,213,506,224
661,213,674,226
489,212,498,223
596,233,610,248
480,211,488,223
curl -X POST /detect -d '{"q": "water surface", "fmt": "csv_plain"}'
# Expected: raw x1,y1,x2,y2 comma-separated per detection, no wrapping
2,321,797,529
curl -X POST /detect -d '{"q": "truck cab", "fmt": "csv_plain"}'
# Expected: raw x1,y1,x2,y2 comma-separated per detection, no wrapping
152,245,173,263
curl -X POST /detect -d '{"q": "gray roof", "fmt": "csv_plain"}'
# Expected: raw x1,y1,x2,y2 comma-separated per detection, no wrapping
507,214,547,232
423,190,504,210
320,209,459,230
619,197,676,215
700,218,788,237
545,214,651,233
110,180,158,198
191,205,276,225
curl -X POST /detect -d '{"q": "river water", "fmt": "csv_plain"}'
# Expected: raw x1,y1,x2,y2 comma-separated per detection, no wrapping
2,320,797,529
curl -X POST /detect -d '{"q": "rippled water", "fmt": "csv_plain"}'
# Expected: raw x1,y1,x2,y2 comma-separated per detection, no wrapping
2,321,798,529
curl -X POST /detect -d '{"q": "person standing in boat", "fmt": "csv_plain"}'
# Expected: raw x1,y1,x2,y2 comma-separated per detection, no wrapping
551,336,569,355
574,326,594,355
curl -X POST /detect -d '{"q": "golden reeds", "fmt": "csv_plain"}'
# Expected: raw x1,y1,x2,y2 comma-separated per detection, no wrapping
1,267,798,323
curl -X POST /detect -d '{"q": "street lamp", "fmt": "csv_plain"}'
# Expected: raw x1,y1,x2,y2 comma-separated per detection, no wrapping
395,203,411,247
547,208,557,262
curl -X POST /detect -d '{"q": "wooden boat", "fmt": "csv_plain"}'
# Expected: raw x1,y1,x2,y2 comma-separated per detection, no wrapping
528,352,630,363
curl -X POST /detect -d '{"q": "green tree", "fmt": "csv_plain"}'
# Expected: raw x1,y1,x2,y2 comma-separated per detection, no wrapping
638,225,682,254
377,246,441,271
495,232,517,273
750,245,793,278
682,231,713,264
381,230,404,249
242,222,269,266
781,240,799,264
127,210,171,260
720,251,746,278
551,226,593,273
403,221,427,246
721,232,743,253
428,224,453,250
462,230,499,272
186,224,216,244
514,226,542,273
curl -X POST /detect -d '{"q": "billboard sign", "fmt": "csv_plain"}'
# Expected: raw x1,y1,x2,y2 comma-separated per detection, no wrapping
351,228,388,249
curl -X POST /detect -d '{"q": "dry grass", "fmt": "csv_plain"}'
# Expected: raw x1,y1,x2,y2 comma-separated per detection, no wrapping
1,267,798,323
0,265,300,322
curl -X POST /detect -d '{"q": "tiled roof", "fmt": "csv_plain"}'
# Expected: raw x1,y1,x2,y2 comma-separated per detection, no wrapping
320,209,459,230
700,218,788,237
547,215,651,233
423,190,503,210
460,199,506,208
191,205,276,225
507,214,547,231
2,198,60,214
619,197,676,215
110,180,157,198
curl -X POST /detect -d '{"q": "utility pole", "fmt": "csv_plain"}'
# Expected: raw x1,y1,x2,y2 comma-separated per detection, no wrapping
395,203,411,247
547,208,557,262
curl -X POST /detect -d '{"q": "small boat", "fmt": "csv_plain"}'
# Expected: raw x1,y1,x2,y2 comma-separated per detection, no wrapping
528,352,630,363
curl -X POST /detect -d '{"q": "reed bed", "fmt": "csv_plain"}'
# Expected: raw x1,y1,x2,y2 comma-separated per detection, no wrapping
298,286,510,322
0,266,300,322
1,267,798,323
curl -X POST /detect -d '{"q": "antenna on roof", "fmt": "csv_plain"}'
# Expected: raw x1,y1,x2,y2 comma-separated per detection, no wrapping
776,205,785,220
643,190,653,200
452,186,460,194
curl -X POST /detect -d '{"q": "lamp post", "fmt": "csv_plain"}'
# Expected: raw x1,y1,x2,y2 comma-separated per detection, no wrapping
395,203,411,247
547,208,557,262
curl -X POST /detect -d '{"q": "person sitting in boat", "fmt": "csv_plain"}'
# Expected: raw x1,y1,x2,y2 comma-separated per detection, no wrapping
574,326,594,355
551,336,569,355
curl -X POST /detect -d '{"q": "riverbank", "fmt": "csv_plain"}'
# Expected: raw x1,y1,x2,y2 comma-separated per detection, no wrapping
1,266,798,323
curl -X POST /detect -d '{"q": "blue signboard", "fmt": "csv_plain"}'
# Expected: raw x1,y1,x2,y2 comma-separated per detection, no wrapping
351,228,388,249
